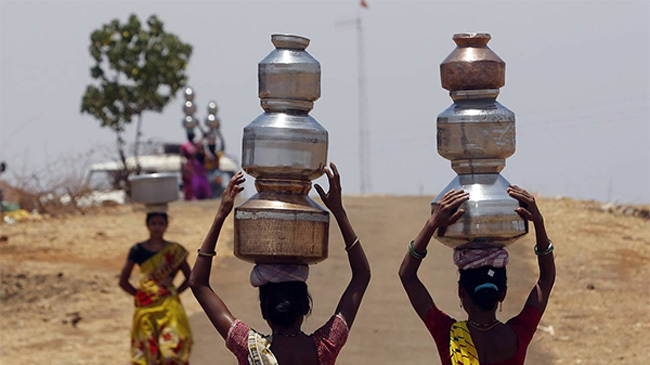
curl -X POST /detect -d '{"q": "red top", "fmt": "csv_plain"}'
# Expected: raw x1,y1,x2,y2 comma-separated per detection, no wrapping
226,313,349,365
424,304,542,365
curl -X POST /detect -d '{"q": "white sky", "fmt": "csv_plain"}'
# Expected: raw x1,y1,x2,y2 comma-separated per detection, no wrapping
1,0,649,204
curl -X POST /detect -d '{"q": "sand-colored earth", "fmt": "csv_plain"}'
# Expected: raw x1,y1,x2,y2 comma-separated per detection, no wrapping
1,196,649,364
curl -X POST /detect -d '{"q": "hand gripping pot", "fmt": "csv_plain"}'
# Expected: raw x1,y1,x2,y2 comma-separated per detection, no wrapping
432,33,527,248
234,34,329,264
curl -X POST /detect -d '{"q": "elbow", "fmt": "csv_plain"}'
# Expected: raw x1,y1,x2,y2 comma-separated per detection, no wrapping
363,261,372,283
188,275,199,290
398,271,408,285
398,267,416,285
188,272,206,290
189,283,200,296
353,265,371,287
398,264,409,281
118,279,133,295
398,265,405,279
360,268,371,287
539,273,556,292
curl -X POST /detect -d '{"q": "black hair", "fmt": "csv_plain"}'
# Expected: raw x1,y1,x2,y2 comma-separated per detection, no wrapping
146,212,168,224
459,266,507,311
259,281,312,327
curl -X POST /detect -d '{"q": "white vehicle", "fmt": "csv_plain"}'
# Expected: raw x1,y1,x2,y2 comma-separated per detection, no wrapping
81,154,238,205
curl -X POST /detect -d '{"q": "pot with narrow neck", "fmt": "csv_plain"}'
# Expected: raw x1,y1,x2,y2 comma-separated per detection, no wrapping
432,33,527,248
235,34,329,264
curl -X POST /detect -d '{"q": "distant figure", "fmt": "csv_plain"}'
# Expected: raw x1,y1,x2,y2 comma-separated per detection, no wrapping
192,143,212,200
190,163,371,364
119,212,193,364
206,142,221,171
209,169,226,199
205,143,224,198
180,131,197,201
399,186,555,364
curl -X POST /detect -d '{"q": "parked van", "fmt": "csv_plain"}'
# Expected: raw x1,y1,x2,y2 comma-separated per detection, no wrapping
82,153,238,205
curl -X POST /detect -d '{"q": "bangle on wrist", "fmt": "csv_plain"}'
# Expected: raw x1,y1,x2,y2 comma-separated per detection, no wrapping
534,239,554,256
408,240,427,260
345,237,360,251
345,236,359,252
197,248,216,257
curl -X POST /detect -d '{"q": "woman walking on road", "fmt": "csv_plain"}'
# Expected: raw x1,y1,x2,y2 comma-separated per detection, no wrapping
399,186,555,364
119,212,193,364
190,163,371,364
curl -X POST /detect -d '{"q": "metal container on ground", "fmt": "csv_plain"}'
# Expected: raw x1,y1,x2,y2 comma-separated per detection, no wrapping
235,34,329,264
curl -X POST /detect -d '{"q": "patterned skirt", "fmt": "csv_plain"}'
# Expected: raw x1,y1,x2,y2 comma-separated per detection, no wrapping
131,294,193,365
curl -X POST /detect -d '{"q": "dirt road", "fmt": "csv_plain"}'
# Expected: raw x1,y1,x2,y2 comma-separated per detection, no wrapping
189,196,550,364
1,196,648,364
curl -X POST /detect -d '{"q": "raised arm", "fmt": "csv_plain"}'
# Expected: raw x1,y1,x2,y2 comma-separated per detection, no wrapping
398,189,469,319
507,185,556,313
315,163,371,328
189,171,245,339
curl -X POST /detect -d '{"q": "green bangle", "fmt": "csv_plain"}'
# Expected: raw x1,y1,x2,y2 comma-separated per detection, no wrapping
534,239,554,256
408,240,427,260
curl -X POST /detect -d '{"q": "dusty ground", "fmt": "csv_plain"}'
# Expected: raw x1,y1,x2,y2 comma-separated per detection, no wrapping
1,196,648,364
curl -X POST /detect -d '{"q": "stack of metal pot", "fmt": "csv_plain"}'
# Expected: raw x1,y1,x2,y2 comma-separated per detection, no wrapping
182,87,199,132
432,33,527,248
205,101,222,148
234,34,329,264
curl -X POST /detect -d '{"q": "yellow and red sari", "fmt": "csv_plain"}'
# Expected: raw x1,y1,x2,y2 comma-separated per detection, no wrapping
131,242,193,365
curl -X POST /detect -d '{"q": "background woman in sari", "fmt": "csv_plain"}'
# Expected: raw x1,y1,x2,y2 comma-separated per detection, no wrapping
190,164,371,364
119,212,193,364
399,186,556,364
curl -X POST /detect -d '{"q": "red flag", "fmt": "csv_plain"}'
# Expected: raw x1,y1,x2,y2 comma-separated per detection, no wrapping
360,0,369,8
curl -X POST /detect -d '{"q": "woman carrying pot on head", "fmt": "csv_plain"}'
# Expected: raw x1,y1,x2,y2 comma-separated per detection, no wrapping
190,163,371,365
119,212,193,364
399,186,556,364
181,130,198,201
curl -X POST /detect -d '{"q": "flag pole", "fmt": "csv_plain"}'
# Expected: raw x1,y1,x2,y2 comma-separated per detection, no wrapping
356,12,371,195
